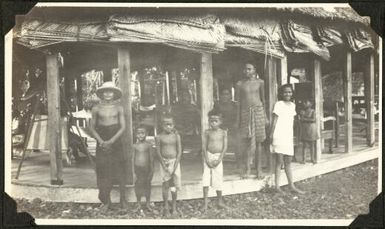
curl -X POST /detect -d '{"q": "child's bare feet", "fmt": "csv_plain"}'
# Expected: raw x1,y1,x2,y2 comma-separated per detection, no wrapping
171,210,178,217
99,203,112,212
217,202,229,210
120,200,128,209
201,205,208,213
290,185,305,194
273,187,284,194
134,203,141,212
145,202,153,211
255,172,265,179
171,205,177,216
163,207,170,217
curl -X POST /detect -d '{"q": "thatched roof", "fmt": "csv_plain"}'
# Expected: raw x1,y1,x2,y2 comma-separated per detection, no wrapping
14,7,374,58
17,19,108,48
277,7,370,25
107,14,226,53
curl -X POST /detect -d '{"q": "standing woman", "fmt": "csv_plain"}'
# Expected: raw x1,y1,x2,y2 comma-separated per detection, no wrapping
270,84,305,194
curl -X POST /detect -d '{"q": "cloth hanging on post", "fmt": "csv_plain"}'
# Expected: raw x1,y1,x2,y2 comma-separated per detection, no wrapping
26,115,68,150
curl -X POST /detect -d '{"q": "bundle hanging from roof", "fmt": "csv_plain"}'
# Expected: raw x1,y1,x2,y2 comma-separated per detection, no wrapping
345,27,374,52
106,14,226,53
280,20,330,60
223,17,285,58
314,24,344,47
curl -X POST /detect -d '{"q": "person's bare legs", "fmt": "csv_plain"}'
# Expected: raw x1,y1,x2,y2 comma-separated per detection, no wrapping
301,141,307,164
255,143,264,179
162,181,170,216
145,186,152,211
119,184,128,209
240,138,249,178
202,186,209,212
171,191,178,216
311,141,316,164
274,153,284,193
217,190,229,209
134,193,142,212
283,155,305,194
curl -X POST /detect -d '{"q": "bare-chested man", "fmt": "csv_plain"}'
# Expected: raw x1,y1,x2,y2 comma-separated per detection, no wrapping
89,81,127,211
133,125,154,211
236,62,267,179
155,115,182,217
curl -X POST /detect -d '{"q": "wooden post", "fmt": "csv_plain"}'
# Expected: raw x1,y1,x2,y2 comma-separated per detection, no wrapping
265,56,277,172
200,53,214,152
117,47,133,184
366,53,375,146
313,58,322,162
344,51,353,153
46,52,63,185
279,55,288,86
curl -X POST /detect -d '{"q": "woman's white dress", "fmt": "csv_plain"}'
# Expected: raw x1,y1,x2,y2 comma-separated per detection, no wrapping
272,101,296,156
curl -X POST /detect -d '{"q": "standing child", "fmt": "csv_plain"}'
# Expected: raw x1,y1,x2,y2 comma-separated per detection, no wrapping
133,125,154,211
270,84,304,194
299,99,319,164
89,81,127,210
216,89,239,169
155,115,182,216
202,109,228,212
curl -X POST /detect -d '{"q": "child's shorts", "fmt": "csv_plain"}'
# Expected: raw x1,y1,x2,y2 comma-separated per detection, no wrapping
202,152,223,191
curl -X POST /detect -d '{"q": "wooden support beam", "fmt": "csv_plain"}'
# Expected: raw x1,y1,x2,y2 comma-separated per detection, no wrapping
313,58,322,162
117,47,133,184
365,53,375,146
200,53,214,151
46,52,63,185
279,55,288,86
344,51,353,153
265,56,278,172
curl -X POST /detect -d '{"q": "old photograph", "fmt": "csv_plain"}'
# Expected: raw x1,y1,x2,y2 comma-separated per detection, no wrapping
4,2,382,226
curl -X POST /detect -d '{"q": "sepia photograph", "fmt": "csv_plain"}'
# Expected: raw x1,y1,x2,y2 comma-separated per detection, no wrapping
3,2,382,226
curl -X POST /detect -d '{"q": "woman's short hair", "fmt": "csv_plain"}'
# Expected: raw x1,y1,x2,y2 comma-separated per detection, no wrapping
278,83,294,100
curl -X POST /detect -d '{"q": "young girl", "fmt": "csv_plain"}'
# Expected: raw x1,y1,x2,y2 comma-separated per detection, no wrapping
299,99,319,164
270,84,304,194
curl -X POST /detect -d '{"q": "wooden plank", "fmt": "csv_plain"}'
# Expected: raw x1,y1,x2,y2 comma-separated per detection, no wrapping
344,51,353,153
200,53,214,151
313,58,322,162
117,47,133,184
46,52,63,185
366,53,375,146
10,146,379,203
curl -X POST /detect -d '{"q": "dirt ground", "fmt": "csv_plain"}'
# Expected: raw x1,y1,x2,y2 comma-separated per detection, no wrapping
14,159,378,220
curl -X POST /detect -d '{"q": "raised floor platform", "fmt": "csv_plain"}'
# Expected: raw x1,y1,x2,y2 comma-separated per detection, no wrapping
9,123,380,203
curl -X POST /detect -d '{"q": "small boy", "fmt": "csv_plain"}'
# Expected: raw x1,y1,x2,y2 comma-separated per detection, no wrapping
216,88,239,169
299,99,319,164
89,81,127,211
133,125,154,211
202,109,228,212
155,115,182,216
